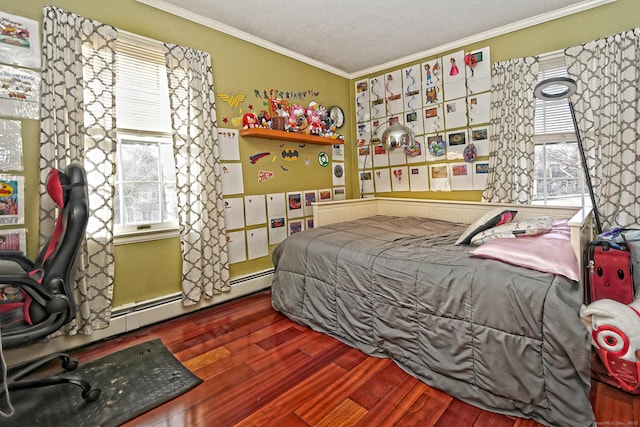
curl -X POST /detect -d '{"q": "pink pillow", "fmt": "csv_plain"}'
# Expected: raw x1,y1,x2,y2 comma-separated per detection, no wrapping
469,219,580,282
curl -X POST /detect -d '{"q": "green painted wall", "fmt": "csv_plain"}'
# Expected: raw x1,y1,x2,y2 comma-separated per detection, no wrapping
2,0,638,307
1,0,351,306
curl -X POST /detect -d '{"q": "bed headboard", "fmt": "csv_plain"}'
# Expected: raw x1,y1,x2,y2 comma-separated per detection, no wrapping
313,197,594,281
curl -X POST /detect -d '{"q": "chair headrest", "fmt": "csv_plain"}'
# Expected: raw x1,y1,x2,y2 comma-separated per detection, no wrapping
46,168,68,208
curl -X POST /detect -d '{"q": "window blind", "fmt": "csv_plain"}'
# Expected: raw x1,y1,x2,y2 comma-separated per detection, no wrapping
115,34,171,134
534,54,575,135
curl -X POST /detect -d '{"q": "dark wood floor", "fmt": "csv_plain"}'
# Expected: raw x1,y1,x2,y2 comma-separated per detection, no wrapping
65,289,637,426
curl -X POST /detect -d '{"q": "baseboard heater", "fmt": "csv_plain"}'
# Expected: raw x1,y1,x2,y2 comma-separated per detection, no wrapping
112,268,274,318
4,269,274,367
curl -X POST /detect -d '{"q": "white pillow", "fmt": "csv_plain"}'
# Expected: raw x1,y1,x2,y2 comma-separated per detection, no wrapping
470,216,554,246
454,208,518,246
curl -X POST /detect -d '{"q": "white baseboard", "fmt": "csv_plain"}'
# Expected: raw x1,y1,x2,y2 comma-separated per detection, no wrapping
3,270,273,367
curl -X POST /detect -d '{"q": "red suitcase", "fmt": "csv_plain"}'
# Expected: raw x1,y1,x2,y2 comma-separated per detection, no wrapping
584,241,634,305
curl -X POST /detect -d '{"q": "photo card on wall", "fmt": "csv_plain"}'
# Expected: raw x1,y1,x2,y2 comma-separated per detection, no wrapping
407,136,426,164
223,197,245,230
443,50,466,101
425,133,446,162
358,144,371,169
384,69,404,116
470,126,491,156
421,57,443,106
468,92,491,125
0,65,40,120
286,191,304,218
247,227,269,260
409,165,429,192
0,119,23,171
473,161,490,190
372,144,389,168
450,162,474,191
359,170,374,194
227,231,247,264
357,121,372,147
244,194,267,226
266,192,286,218
374,168,392,193
319,188,333,202
369,75,386,119
391,166,409,192
402,64,422,112
446,129,468,160
465,47,491,94
429,164,451,192
423,104,443,135
444,98,467,129
0,175,24,224
332,162,345,186
288,219,304,236
0,227,26,252
303,190,318,217
0,12,41,69
405,109,424,136
355,79,371,123
268,216,287,245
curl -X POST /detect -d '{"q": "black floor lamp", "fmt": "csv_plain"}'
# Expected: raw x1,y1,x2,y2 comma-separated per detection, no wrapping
533,76,603,234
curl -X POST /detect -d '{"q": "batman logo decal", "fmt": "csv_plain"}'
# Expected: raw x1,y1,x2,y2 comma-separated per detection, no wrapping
281,148,299,161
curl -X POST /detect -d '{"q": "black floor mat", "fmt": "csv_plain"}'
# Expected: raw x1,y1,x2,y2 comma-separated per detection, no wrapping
1,338,202,426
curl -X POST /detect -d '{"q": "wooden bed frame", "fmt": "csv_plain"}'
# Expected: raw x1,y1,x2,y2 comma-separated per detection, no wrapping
313,197,594,279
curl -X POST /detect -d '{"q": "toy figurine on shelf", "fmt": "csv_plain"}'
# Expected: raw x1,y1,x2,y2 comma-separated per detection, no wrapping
286,114,298,132
289,104,308,134
257,110,271,128
308,111,322,135
242,112,258,129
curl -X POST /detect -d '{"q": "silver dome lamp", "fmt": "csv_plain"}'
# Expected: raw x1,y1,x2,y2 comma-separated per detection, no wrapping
372,119,416,150
381,122,416,150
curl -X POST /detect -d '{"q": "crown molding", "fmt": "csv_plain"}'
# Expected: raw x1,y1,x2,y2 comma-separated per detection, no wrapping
135,0,350,78
137,0,616,80
349,0,617,79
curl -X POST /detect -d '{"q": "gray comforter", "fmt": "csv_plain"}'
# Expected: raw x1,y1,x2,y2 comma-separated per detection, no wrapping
271,215,593,427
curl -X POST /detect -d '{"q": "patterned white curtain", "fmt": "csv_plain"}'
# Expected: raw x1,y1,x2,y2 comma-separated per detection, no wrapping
482,57,539,204
40,6,117,334
163,44,230,305
565,28,640,228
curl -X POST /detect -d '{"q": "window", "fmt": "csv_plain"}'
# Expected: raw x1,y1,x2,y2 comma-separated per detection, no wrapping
114,33,178,237
533,54,591,208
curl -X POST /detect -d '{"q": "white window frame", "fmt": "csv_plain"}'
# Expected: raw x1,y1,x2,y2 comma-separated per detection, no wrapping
532,52,591,209
113,32,179,244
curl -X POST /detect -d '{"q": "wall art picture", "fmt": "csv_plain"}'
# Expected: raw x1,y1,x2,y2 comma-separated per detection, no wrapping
0,227,26,252
0,175,24,224
0,65,40,119
0,12,41,69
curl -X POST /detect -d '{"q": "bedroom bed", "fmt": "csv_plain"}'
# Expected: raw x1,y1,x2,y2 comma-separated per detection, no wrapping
271,197,595,427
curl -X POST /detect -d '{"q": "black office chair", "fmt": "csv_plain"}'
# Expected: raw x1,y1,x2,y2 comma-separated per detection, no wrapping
0,163,101,402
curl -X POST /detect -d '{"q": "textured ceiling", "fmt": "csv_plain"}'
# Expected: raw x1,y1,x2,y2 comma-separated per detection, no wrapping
138,0,612,77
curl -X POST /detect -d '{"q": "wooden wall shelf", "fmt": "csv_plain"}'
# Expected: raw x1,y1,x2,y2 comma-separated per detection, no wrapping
240,128,344,145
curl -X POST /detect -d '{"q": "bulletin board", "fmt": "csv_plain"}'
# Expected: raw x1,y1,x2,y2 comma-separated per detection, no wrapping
355,47,491,196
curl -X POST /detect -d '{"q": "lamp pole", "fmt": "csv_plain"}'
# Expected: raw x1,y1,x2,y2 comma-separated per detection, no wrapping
567,99,602,234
